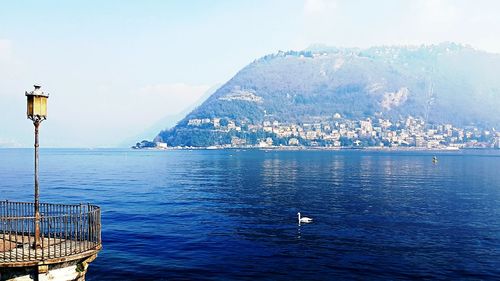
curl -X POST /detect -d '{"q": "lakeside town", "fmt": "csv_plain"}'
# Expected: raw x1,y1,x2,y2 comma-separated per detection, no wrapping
135,114,500,150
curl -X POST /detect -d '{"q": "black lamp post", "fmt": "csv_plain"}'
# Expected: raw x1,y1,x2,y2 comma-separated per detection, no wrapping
25,85,49,248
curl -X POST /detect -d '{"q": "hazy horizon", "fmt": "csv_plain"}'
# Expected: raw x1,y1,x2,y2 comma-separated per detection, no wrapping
2,0,500,148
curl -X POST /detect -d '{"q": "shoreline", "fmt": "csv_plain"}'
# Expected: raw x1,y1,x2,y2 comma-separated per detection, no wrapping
134,146,483,152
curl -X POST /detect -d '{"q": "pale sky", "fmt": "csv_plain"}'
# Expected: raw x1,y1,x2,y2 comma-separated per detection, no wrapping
1,0,500,147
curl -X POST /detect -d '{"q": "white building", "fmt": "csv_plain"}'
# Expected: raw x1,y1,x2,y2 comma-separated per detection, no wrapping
288,138,299,146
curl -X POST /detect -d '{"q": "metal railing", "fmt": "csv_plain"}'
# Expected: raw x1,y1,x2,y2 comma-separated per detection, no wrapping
0,201,101,264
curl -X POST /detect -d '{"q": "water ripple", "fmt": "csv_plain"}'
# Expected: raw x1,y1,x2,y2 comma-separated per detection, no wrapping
1,149,499,280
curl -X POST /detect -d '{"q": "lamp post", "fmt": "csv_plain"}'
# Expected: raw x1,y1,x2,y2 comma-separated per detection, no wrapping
26,85,49,248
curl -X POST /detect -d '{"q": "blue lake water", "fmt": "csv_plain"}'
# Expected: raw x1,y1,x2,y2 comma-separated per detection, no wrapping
1,149,500,280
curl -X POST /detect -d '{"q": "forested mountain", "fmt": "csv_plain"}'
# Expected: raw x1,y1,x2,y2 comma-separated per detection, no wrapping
156,43,500,147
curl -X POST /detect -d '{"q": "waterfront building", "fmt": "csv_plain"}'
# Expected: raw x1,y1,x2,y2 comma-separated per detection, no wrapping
288,138,300,146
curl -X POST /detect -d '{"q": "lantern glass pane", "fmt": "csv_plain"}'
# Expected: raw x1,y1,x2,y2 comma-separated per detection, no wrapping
27,96,34,117
34,97,41,116
40,97,47,117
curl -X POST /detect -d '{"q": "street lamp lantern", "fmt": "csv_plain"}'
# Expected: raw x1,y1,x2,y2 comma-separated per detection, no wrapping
26,85,49,120
25,85,49,249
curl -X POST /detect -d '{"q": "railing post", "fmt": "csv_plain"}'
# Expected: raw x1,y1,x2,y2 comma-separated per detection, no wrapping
87,203,91,249
1,216,5,261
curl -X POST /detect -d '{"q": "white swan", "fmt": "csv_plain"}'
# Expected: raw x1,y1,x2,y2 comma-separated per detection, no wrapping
298,212,313,224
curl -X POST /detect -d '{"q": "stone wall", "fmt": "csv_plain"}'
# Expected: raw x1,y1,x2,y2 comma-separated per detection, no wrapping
0,254,97,281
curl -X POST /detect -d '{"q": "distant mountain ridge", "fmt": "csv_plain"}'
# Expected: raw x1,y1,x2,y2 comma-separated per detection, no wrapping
121,84,219,147
156,43,500,146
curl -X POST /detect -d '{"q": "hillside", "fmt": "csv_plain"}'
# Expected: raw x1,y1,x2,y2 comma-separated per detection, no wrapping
155,43,500,147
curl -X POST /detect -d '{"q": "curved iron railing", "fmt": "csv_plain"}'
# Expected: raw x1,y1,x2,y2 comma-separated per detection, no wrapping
0,201,101,264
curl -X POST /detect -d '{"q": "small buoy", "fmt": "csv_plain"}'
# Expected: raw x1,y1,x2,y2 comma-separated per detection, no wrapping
432,156,438,164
